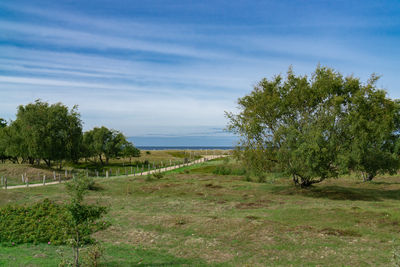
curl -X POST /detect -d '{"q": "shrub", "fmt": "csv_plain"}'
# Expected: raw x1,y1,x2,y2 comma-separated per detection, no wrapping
0,199,71,245
213,165,247,176
153,172,164,179
0,198,109,247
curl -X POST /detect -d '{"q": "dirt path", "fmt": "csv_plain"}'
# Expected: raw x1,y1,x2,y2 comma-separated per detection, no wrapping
2,155,225,190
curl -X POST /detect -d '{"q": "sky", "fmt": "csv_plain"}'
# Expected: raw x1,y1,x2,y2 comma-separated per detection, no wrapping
1,0,400,146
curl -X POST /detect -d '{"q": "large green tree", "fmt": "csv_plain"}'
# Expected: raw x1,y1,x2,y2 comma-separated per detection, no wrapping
6,100,83,167
227,66,400,187
83,126,129,165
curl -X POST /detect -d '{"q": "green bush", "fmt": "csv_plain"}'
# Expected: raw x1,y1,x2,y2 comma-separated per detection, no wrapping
0,198,109,246
0,199,70,245
213,165,247,176
153,172,164,179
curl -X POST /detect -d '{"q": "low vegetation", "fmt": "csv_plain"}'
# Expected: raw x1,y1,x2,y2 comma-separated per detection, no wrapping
1,159,400,266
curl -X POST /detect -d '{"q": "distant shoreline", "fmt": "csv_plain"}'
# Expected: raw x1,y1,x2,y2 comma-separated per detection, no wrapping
136,146,234,150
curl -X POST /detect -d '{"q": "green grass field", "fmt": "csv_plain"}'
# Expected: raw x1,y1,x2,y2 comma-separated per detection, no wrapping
1,158,400,266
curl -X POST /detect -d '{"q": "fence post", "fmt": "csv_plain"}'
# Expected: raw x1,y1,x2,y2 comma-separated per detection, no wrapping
43,175,46,185
4,177,7,190
1,176,3,186
65,169,67,178
53,171,56,180
21,174,24,183
106,170,109,178
59,174,61,184
26,177,29,187
96,170,99,178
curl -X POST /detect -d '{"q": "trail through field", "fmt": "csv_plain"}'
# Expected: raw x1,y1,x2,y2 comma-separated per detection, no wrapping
2,155,225,190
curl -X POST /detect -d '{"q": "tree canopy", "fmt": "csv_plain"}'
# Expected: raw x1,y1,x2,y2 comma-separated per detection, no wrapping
227,66,400,187
0,100,139,167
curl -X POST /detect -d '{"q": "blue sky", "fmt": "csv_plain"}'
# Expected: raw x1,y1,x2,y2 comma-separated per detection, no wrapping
1,0,400,145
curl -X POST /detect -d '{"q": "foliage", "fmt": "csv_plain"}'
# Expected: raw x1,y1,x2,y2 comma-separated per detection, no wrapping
83,126,129,165
66,175,108,266
227,66,400,187
152,172,164,179
0,100,82,166
0,198,71,245
341,77,400,180
82,243,104,267
213,165,247,176
122,142,141,163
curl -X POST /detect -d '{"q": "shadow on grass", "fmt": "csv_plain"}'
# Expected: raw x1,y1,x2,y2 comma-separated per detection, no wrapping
271,185,400,201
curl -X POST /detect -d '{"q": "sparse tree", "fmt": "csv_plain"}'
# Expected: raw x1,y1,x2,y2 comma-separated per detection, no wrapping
66,176,107,267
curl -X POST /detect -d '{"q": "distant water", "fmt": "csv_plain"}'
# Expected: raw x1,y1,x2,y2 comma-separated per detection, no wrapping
128,135,238,147
137,146,233,150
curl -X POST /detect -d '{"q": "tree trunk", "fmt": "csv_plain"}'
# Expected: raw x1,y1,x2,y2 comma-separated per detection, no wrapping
98,155,104,165
74,231,80,267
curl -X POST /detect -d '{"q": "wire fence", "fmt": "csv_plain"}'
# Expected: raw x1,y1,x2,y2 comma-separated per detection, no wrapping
1,155,224,190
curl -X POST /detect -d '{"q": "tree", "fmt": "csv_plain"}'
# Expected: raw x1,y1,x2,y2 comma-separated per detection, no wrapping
7,100,83,167
227,66,400,187
0,118,8,163
66,176,107,267
122,141,141,164
83,127,128,165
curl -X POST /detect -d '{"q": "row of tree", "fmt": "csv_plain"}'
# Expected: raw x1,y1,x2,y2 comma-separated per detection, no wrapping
0,100,140,167
227,66,400,187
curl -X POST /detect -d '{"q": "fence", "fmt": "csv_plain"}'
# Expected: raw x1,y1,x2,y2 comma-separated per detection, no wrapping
1,155,224,190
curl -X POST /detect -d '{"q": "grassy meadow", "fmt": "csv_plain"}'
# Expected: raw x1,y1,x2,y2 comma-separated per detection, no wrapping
1,157,400,266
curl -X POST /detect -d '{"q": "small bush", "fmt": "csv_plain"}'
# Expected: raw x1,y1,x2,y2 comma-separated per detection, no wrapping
83,243,104,267
146,151,151,155
213,165,247,176
153,172,164,179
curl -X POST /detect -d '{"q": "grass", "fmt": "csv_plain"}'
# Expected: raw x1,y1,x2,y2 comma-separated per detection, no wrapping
1,158,400,266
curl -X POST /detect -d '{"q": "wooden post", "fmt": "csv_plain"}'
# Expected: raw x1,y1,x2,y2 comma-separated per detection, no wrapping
131,166,133,174
26,177,29,187
96,170,99,178
106,170,109,178
43,175,46,185
65,169,67,178
53,171,56,180
59,174,61,184
1,176,3,186
4,177,7,190
21,174,24,183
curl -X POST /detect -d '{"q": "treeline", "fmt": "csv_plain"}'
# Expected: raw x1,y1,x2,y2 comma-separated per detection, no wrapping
0,100,139,167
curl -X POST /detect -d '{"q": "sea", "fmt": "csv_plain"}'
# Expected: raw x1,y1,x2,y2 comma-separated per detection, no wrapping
137,146,233,151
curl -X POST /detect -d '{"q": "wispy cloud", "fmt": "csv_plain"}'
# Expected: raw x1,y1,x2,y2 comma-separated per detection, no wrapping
1,0,399,140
